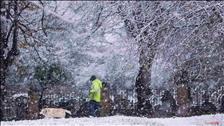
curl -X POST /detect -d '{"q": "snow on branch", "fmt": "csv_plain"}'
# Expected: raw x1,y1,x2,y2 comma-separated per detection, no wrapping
29,1,73,24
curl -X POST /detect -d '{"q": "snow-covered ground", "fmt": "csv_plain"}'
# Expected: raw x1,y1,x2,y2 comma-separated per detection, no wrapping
2,114,224,126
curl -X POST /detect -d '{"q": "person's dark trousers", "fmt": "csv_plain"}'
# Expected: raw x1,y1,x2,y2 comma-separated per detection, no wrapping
89,100,100,117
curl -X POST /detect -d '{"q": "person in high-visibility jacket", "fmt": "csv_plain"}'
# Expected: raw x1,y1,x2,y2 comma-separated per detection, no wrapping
88,75,102,117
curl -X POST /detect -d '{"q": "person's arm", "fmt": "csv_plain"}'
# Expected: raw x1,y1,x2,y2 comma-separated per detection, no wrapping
88,83,94,100
90,82,97,93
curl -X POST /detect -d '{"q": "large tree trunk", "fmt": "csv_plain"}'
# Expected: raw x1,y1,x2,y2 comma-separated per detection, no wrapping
121,2,156,116
135,65,152,115
0,0,19,120
135,48,153,116
0,62,7,120
0,0,6,120
0,58,6,121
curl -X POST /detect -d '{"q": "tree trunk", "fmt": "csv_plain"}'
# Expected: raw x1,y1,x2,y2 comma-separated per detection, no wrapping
0,0,7,120
121,2,155,116
0,0,19,120
135,48,153,116
27,89,40,119
0,62,6,121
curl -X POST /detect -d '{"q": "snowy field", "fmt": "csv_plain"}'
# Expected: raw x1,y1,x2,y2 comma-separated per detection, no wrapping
2,114,224,126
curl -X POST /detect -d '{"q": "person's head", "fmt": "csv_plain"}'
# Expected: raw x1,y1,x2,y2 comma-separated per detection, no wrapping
102,82,107,87
90,75,96,81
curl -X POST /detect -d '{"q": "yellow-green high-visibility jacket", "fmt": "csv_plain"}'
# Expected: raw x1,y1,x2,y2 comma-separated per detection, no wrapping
89,79,102,102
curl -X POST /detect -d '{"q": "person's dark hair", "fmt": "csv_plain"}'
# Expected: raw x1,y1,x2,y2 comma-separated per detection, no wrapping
90,75,96,81
102,82,107,87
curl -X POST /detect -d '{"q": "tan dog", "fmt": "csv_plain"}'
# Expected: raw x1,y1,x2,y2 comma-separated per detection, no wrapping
40,108,71,118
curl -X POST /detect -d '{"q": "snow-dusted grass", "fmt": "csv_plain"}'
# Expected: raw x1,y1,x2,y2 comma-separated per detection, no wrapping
2,114,223,126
